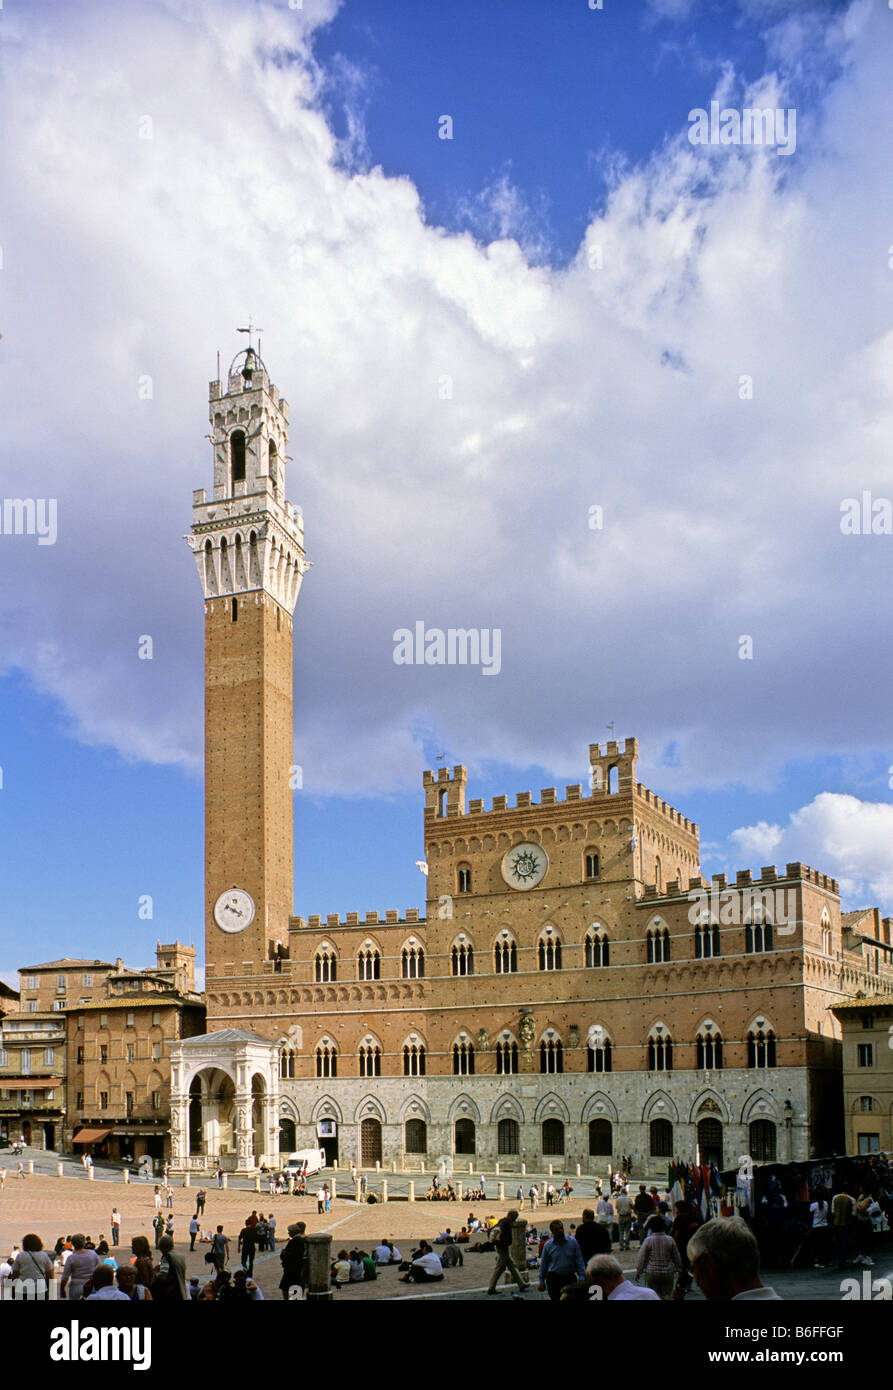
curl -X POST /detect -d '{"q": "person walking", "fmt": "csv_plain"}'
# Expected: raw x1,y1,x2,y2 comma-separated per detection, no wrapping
615,1188,633,1251
486,1210,527,1298
237,1220,256,1276
165,1184,174,1210
831,1185,856,1271
516,1184,525,1210
151,1213,164,1249
633,1185,654,1241
188,1214,200,1252
574,1208,611,1265
538,1220,585,1300
153,1186,163,1214
267,1214,276,1253
210,1226,229,1273
853,1188,875,1268
596,1192,616,1244
154,1235,188,1300
635,1215,682,1299
216,1166,224,1190
528,1184,539,1211
195,1187,207,1218
110,1208,121,1248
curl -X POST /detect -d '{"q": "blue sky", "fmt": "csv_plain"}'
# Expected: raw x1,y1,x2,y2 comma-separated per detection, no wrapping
1,0,892,983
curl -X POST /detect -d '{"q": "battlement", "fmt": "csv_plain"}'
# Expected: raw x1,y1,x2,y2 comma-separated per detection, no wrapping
292,908,425,932
635,784,698,837
637,862,840,903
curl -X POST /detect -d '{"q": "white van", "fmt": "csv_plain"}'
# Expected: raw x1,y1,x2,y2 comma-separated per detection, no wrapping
285,1148,327,1176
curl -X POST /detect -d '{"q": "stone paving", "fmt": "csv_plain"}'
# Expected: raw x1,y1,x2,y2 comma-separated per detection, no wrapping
2,1166,890,1302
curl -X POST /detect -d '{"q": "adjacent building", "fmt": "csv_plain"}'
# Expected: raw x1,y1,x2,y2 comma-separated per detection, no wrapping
831,996,893,1156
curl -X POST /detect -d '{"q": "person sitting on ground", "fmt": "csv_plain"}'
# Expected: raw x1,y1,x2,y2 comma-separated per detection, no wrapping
435,1227,453,1244
399,1241,444,1283
687,1216,782,1301
332,1250,351,1287
587,1253,660,1301
361,1251,377,1281
440,1237,464,1269
348,1250,365,1282
231,1268,264,1300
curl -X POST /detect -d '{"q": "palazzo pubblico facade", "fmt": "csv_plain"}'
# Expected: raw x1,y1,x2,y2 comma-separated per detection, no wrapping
169,349,893,1178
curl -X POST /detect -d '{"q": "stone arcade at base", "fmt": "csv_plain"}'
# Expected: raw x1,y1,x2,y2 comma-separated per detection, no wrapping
170,348,893,1177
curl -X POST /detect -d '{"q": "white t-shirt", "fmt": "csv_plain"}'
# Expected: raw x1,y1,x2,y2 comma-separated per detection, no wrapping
607,1279,660,1301
597,1199,615,1223
413,1251,443,1276
809,1201,829,1228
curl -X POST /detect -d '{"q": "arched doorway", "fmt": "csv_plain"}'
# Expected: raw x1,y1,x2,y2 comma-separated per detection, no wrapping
542,1118,565,1156
279,1117,296,1154
360,1117,382,1166
589,1118,612,1155
454,1118,476,1154
749,1119,777,1162
186,1068,235,1162
697,1117,723,1167
497,1118,519,1155
405,1119,427,1155
22,1120,32,1146
649,1118,673,1157
251,1075,266,1160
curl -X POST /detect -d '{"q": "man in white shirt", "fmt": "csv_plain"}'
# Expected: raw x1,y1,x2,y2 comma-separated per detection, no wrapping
687,1217,782,1300
399,1242,444,1283
586,1254,660,1301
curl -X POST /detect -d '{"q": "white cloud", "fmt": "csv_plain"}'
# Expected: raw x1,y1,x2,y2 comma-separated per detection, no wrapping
1,0,892,807
730,794,893,912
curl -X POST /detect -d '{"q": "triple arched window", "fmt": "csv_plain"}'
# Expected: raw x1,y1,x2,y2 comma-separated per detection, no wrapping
747,1027,777,1068
494,935,517,973
587,1028,612,1072
540,1037,563,1074
359,1040,381,1077
401,943,425,979
695,1025,723,1070
452,1038,475,1075
357,946,381,981
316,1040,337,1078
538,930,562,971
647,1027,673,1071
694,923,721,959
451,941,474,976
495,1038,519,1074
647,927,671,963
745,918,773,954
585,927,609,968
403,1040,426,1076
315,945,337,983
279,1047,296,1079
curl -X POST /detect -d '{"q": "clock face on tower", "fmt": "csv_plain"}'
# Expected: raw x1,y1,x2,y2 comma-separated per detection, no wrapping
501,841,549,891
214,888,256,933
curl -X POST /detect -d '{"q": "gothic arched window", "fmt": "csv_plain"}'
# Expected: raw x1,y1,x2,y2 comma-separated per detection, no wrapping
315,1041,337,1078
539,1038,563,1074
315,946,336,983
401,943,425,979
357,946,380,981
695,1025,723,1070
585,928,609,968
747,1027,777,1069
494,936,517,973
495,1039,519,1074
538,931,562,971
452,1039,475,1075
451,942,474,976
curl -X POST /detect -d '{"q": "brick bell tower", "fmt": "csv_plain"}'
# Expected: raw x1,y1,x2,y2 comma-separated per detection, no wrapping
187,343,306,988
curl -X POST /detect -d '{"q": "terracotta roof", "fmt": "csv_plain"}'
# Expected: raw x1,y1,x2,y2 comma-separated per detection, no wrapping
830,997,893,1012
17,959,116,972
72,995,203,1011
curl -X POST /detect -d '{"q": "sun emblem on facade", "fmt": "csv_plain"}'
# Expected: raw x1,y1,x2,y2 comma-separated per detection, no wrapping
500,841,548,890
510,850,540,883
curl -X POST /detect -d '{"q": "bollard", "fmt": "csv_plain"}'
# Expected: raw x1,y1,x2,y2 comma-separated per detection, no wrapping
254,1176,261,1193
222,1173,228,1189
498,1182,505,1201
521,1162,526,1175
330,1176,336,1203
355,1180,362,1204
123,1168,130,1184
305,1232,333,1301
381,1180,388,1203
332,1159,338,1170
408,1181,415,1202
375,1160,381,1171
57,1161,64,1178
510,1217,529,1288
495,1162,500,1176
183,1172,190,1187
576,1164,581,1177
87,1166,94,1181
548,1163,553,1177
28,1160,34,1175
392,1159,398,1173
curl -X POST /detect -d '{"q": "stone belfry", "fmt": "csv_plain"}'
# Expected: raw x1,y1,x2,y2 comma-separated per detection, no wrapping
186,344,306,990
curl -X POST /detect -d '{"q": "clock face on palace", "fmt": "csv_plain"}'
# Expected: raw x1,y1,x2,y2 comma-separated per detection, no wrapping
501,841,549,891
214,888,256,933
